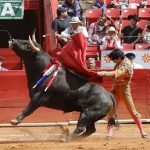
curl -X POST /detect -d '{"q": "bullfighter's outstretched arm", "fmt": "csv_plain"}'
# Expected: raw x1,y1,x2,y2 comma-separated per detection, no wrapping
97,62,132,78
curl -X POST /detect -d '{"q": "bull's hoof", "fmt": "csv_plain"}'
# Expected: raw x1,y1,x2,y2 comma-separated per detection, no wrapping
59,136,69,143
10,119,21,125
59,126,69,136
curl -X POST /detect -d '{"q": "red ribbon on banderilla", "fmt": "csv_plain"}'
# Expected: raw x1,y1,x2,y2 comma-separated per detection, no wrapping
33,63,60,91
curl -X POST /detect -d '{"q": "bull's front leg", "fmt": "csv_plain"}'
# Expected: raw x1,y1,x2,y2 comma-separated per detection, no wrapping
10,92,42,125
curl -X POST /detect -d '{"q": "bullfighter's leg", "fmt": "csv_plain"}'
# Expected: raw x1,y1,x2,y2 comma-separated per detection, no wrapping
10,92,42,125
122,85,147,138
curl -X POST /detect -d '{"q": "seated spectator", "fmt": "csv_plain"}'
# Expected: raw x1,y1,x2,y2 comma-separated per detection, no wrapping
121,15,142,45
140,0,147,8
62,0,83,20
125,53,143,69
92,0,107,9
60,17,88,43
110,0,128,9
0,56,8,71
86,58,98,69
88,14,114,45
102,26,121,50
142,25,150,44
52,7,71,47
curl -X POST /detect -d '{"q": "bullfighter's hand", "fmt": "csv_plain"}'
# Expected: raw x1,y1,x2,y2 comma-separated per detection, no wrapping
97,71,105,77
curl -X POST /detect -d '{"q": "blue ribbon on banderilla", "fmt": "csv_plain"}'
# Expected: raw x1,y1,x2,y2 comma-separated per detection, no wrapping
33,64,59,90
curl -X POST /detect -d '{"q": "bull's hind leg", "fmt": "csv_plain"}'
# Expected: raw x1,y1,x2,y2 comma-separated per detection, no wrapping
64,108,108,142
64,111,88,142
78,122,96,138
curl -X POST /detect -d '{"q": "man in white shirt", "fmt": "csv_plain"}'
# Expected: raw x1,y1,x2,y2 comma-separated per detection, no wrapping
60,17,88,43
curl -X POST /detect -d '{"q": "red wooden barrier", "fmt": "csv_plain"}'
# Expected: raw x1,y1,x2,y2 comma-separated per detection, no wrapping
0,70,150,123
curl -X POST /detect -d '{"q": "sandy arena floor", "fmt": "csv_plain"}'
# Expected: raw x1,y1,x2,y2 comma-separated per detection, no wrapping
0,124,149,150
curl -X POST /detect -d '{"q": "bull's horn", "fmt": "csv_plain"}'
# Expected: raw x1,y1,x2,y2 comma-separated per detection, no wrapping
29,36,40,52
32,29,37,42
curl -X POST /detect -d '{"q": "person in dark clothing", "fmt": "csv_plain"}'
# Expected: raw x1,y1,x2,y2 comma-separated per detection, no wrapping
121,14,142,44
62,0,83,20
52,7,71,47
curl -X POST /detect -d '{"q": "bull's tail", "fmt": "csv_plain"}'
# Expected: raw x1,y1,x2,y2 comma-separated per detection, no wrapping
108,94,119,128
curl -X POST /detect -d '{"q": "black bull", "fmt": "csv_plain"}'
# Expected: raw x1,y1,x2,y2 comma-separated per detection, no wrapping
8,38,117,141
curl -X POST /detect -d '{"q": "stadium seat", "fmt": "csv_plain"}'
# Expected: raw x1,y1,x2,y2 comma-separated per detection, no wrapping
147,0,150,7
85,9,102,25
104,8,120,19
121,44,134,50
86,45,98,57
122,20,130,29
129,0,141,3
137,20,147,29
135,44,150,50
139,8,150,19
86,45,98,52
115,20,130,30
105,20,112,26
121,9,138,19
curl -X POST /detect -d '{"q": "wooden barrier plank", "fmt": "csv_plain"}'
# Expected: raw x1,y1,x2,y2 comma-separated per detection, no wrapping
0,70,150,123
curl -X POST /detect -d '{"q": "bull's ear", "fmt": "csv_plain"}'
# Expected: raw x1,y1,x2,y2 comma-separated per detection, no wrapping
29,36,40,52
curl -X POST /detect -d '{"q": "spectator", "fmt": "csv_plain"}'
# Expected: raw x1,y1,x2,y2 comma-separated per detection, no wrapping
88,14,114,45
60,17,88,43
121,15,142,44
110,0,128,9
102,26,121,50
52,7,71,47
0,56,8,71
142,25,150,44
62,0,83,20
87,58,98,69
92,0,107,9
125,53,143,69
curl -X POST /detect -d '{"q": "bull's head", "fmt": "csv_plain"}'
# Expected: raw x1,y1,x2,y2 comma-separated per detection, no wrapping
8,31,43,59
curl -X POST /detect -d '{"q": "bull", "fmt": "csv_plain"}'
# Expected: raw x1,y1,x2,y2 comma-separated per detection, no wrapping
8,35,117,142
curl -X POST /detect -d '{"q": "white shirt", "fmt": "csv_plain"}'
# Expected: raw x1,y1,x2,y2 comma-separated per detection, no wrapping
133,63,143,69
61,26,89,39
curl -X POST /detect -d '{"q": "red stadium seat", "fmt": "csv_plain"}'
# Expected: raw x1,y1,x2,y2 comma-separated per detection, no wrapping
85,9,102,25
137,20,148,29
104,20,112,26
115,20,130,30
147,0,150,7
104,8,120,19
121,44,134,50
129,0,141,3
135,44,150,50
122,20,130,29
86,45,98,57
121,9,138,19
86,45,98,52
139,8,150,19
